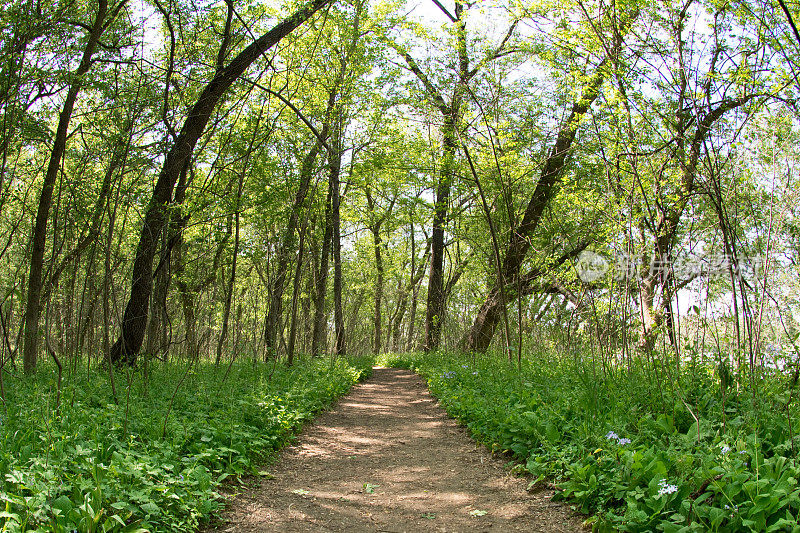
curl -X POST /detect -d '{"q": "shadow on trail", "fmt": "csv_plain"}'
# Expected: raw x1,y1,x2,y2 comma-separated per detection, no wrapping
204,368,582,533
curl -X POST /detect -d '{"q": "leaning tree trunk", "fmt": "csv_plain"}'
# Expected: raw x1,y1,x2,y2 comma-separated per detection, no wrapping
22,0,109,374
636,94,755,354
463,62,608,353
109,0,333,364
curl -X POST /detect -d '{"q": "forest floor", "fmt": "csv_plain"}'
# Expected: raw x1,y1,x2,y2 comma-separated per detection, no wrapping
203,367,584,532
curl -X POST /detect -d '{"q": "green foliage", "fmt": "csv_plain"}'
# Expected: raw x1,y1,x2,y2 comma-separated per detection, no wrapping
0,358,373,532
378,352,800,532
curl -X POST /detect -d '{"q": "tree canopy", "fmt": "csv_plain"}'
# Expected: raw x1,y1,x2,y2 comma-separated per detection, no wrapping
0,0,797,376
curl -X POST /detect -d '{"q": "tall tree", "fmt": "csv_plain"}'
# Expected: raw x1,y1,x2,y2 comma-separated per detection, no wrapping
311,125,340,356
464,3,636,353
21,0,123,373
109,0,334,364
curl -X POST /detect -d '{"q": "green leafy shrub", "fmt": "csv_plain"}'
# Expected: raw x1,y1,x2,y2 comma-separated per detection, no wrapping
0,357,372,532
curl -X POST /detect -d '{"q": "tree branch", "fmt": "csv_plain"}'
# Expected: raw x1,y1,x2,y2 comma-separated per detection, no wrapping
381,37,449,115
429,0,456,23
466,19,519,81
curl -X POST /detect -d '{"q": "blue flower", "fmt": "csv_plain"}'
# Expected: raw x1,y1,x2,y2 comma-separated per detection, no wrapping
720,445,731,454
605,431,631,445
472,371,478,376
657,479,678,496
442,371,456,379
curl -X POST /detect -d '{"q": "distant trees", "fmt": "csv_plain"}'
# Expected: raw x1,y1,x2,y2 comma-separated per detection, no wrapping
383,0,518,351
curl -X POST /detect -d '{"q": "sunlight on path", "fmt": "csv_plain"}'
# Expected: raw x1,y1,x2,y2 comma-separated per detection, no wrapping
204,368,582,532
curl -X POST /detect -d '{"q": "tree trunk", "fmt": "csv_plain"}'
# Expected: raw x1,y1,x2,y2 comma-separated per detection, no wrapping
263,70,348,356
424,103,460,351
636,94,755,353
109,0,333,365
393,237,430,350
215,113,255,365
22,0,108,374
302,266,313,353
287,218,309,365
371,225,383,354
264,141,323,356
216,209,240,365
145,228,171,357
332,136,346,356
311,136,339,356
388,3,483,352
365,186,392,355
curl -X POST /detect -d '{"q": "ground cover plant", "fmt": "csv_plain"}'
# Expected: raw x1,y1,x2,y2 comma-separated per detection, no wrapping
0,357,372,532
378,351,800,532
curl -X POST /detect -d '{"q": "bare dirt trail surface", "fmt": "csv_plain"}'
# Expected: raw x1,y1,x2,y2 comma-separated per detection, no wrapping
204,367,584,532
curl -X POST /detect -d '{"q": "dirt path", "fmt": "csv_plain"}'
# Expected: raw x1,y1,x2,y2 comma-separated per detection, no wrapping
204,367,584,532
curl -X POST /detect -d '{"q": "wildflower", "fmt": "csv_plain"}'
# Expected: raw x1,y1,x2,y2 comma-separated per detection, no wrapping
443,371,456,379
739,450,747,455
178,474,184,481
462,365,469,369
657,479,678,497
605,431,631,445
472,371,478,376
720,445,731,454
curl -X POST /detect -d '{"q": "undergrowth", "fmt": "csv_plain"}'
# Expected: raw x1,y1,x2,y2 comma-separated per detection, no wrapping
0,356,373,532
378,351,800,532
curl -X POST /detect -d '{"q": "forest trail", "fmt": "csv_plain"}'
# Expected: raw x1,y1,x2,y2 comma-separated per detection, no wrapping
204,367,583,532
